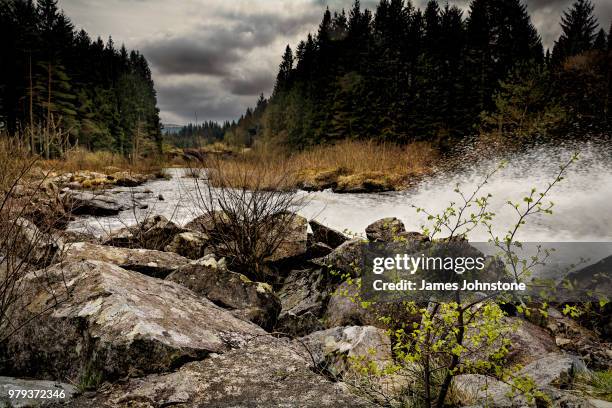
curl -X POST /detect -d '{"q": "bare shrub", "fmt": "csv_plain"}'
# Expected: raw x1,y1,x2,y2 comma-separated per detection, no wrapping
0,137,68,345
192,155,306,281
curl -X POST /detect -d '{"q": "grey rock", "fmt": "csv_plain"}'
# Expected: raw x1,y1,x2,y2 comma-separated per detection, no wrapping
276,268,338,336
454,353,588,407
300,326,392,378
365,217,406,242
63,242,190,278
67,337,371,407
265,213,309,263
306,241,334,259
183,211,227,233
164,231,211,260
165,258,281,330
5,260,263,380
324,280,422,330
10,218,62,267
63,191,128,216
311,238,366,278
309,220,349,249
103,215,183,251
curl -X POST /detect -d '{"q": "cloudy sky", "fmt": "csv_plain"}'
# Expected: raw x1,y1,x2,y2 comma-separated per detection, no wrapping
57,0,612,125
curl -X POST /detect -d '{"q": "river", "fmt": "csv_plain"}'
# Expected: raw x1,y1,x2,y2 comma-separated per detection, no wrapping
68,139,612,243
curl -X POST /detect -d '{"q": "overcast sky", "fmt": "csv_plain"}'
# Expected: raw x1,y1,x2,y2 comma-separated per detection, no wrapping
57,0,612,125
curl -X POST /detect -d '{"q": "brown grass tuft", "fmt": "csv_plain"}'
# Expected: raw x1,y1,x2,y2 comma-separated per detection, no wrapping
204,140,439,191
41,148,163,175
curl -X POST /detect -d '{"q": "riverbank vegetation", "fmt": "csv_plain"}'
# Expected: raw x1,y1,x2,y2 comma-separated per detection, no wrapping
200,140,438,191
39,147,163,175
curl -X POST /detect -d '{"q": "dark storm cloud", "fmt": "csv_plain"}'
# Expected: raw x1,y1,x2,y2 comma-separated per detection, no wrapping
145,36,242,76
222,72,276,96
156,78,248,122
143,11,320,76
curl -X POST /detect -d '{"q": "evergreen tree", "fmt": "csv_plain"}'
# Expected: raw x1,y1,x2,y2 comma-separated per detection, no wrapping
237,0,606,148
593,28,607,51
0,0,161,157
552,0,598,64
274,45,293,95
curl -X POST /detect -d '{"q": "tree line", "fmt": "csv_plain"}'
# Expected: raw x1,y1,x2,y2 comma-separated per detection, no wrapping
231,0,611,149
0,0,162,159
164,121,230,149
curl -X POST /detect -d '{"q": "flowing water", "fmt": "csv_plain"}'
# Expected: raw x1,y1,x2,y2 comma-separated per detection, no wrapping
69,139,612,243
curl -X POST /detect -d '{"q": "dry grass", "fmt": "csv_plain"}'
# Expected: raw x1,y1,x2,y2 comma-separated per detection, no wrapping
293,140,437,175
40,148,163,175
203,140,439,191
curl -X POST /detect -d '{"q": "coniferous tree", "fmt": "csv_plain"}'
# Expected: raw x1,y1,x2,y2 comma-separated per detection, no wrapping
0,0,162,157
552,0,598,64
593,28,607,51
238,0,607,149
274,45,294,95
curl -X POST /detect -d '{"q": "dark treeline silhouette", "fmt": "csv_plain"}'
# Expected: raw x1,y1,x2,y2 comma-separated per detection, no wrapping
165,121,230,148
0,0,161,158
232,0,611,149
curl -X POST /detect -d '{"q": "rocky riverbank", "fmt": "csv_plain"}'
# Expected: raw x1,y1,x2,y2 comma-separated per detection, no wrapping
1,212,611,407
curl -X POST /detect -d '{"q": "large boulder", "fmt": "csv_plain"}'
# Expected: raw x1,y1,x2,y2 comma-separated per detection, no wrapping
324,280,422,331
67,337,370,407
165,257,281,330
300,326,392,378
103,215,183,251
110,171,149,187
311,238,365,278
0,376,77,407
63,191,129,216
164,231,211,259
538,307,612,369
306,240,334,259
325,281,370,328
5,260,263,381
63,242,190,278
266,213,309,263
183,211,227,233
8,218,62,267
365,217,406,242
276,268,339,336
502,317,559,365
309,220,349,249
454,353,587,407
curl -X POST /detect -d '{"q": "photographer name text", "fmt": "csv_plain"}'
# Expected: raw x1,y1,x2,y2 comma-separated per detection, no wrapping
372,279,526,291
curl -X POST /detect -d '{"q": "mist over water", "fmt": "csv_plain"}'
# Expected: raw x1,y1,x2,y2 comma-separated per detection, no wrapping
70,139,612,243
302,139,612,242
